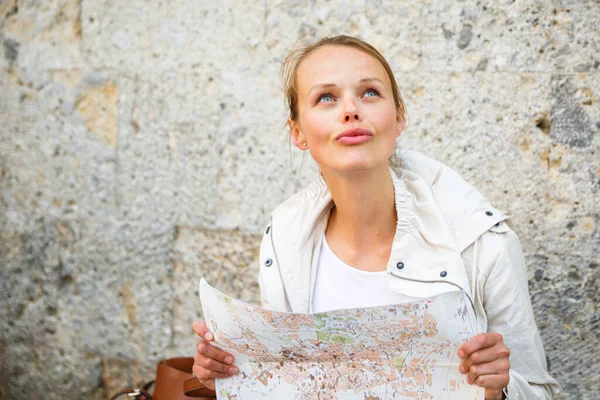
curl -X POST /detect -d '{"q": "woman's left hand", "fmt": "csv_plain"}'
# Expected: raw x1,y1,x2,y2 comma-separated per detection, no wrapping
458,332,510,400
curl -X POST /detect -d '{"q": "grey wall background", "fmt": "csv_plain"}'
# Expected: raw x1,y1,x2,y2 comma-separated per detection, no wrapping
0,0,598,399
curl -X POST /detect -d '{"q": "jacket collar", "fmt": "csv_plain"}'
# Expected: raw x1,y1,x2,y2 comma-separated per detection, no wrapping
393,150,509,252
269,150,508,313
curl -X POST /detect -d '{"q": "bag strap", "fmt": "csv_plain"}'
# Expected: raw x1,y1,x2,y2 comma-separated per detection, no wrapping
183,377,216,397
109,380,154,400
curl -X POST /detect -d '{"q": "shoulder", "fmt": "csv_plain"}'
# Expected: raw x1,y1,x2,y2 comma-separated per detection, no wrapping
470,221,526,282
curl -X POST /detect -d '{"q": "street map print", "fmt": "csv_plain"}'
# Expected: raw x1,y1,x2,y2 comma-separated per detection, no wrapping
199,278,483,400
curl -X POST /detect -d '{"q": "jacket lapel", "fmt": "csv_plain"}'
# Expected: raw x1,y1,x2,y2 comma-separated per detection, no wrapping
270,177,333,313
385,168,472,302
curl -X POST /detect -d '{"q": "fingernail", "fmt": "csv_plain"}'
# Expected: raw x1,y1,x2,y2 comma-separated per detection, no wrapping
458,364,466,374
225,356,233,364
205,332,213,341
229,367,237,374
457,350,464,358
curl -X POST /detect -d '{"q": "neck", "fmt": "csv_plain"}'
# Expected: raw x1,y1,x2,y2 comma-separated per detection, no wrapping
322,163,397,252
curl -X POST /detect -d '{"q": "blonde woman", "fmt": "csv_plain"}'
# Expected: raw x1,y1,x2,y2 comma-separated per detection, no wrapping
192,35,560,399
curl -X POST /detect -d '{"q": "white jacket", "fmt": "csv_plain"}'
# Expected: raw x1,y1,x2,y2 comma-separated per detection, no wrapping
257,150,560,399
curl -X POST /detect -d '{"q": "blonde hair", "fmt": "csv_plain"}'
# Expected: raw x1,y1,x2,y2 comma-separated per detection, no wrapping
280,35,406,123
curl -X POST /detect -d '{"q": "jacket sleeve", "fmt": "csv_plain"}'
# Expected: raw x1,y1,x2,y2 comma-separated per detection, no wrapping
482,229,560,399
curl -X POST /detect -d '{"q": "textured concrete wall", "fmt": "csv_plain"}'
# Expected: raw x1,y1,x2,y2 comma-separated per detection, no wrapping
0,0,597,399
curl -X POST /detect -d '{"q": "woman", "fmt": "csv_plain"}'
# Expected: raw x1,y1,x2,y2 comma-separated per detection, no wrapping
192,35,560,399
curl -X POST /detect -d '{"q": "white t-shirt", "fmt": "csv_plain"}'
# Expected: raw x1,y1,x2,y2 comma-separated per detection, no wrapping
311,234,420,313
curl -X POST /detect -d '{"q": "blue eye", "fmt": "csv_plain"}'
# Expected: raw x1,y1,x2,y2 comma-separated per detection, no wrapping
318,94,334,103
364,89,379,97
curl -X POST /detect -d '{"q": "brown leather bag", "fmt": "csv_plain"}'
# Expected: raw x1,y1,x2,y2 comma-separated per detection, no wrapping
110,357,216,400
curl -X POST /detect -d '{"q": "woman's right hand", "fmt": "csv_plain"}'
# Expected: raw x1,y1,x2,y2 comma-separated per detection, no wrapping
192,320,238,391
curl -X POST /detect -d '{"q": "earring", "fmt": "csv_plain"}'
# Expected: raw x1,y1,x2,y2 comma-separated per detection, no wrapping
303,142,307,148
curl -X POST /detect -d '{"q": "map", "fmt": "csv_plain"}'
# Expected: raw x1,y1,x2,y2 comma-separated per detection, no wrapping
199,278,483,400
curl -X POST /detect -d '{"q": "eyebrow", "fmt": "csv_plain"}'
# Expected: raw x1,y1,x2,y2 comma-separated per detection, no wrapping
308,77,385,95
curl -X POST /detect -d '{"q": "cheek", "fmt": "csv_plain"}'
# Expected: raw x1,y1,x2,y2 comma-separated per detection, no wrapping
300,111,332,141
367,104,398,133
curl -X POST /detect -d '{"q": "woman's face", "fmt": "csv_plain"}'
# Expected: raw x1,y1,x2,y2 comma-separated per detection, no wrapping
290,45,404,175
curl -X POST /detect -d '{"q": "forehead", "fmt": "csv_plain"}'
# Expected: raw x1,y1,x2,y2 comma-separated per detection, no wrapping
296,45,391,92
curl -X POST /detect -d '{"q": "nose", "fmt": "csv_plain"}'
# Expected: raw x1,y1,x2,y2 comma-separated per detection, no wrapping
342,98,361,123
344,113,360,122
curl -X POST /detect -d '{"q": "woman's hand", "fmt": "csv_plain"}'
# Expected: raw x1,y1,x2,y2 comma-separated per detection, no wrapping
192,320,238,391
458,332,510,400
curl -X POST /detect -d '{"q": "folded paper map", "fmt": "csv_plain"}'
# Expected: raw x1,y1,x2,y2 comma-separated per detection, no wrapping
199,278,483,400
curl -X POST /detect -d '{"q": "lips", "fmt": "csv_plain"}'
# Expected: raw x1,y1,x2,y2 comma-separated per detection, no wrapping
335,128,374,145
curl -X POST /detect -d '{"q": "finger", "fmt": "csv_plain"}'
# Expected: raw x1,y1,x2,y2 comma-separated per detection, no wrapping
192,364,230,381
195,352,238,376
192,320,214,341
475,372,510,390
465,359,510,384
196,339,235,364
460,343,510,372
458,332,503,359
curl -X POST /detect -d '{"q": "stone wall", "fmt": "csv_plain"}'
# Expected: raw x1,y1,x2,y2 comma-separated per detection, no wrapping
0,0,598,398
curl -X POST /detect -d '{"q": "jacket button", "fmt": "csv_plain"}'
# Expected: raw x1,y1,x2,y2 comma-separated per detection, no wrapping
440,271,447,278
396,262,404,270
264,258,273,267
485,210,494,216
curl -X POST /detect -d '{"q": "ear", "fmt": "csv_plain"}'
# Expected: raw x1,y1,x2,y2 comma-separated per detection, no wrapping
288,118,308,150
395,110,406,138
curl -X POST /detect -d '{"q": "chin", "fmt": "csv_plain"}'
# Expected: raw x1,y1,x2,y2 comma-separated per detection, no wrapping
331,157,385,173
316,148,393,174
